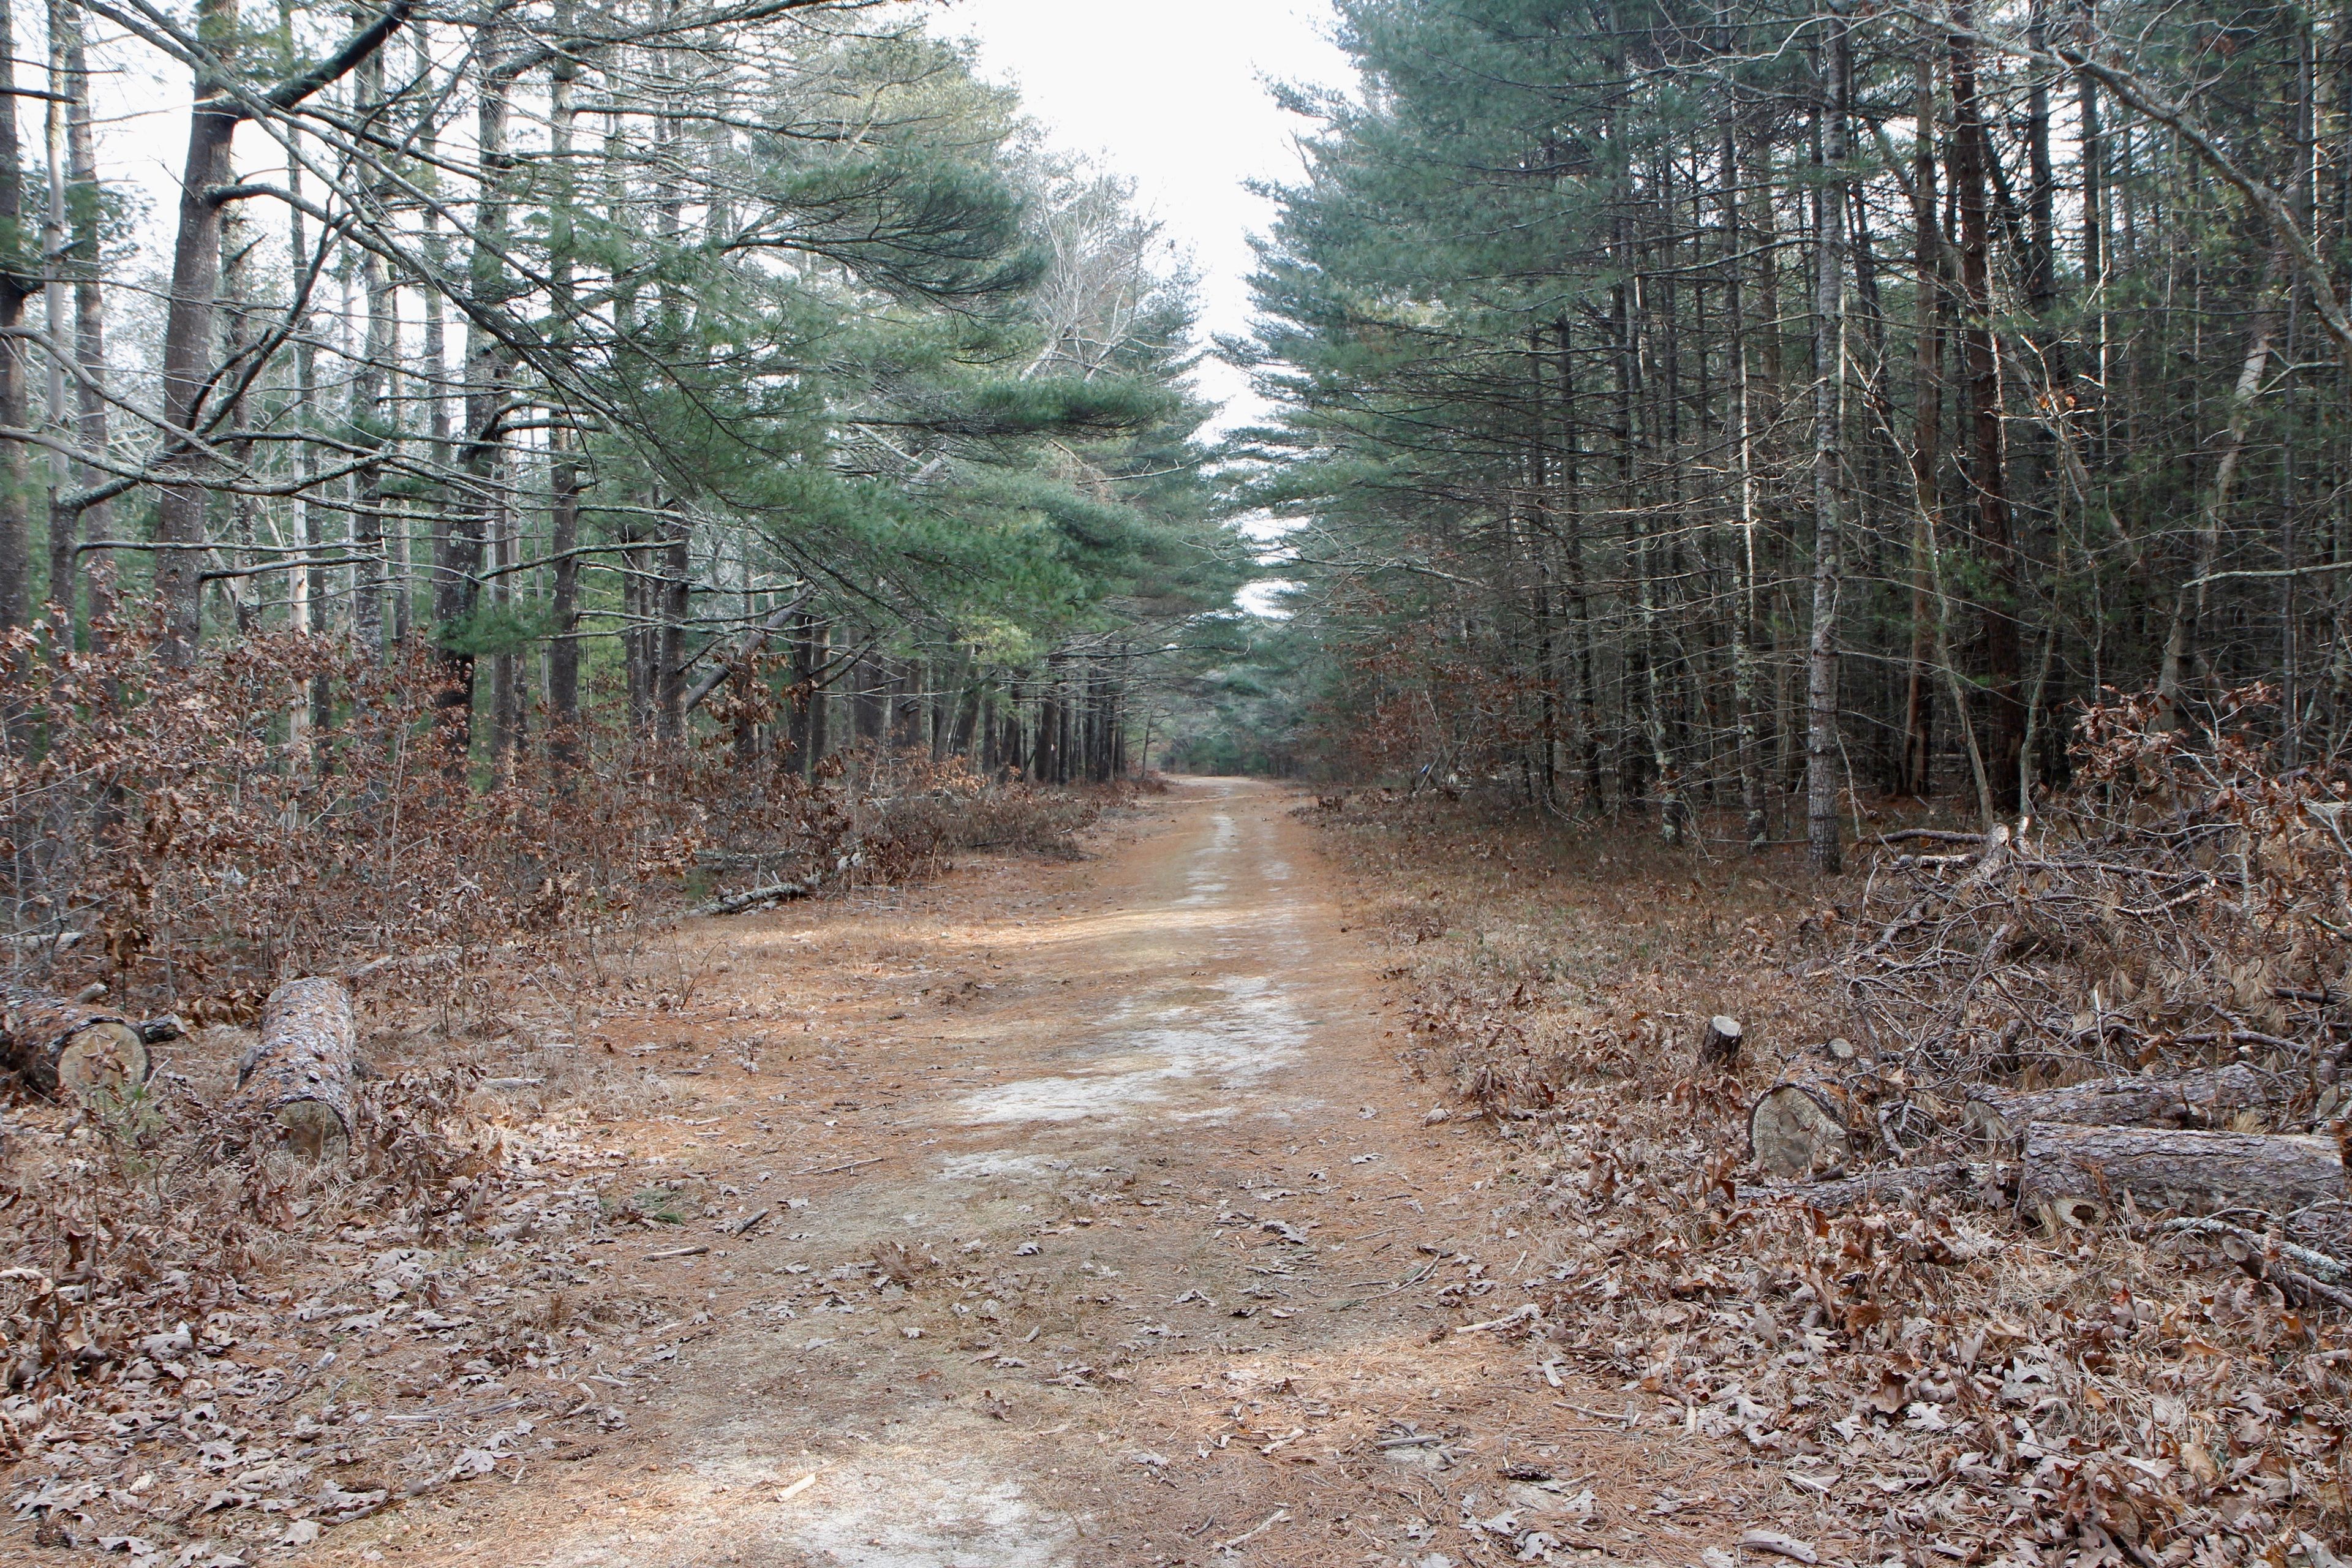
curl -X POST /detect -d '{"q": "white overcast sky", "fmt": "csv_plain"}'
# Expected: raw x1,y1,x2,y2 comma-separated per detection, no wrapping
943,0,1352,428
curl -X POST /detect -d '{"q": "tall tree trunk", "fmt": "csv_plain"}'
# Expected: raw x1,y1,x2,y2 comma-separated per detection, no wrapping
1806,1,1851,878
1949,1,2026,787
650,70,689,743
1722,126,1766,851
2078,4,2105,472
151,0,243,662
489,491,521,781
2025,0,2058,323
59,0,108,638
352,156,393,657
288,126,328,745
2282,18,2316,763
218,203,262,636
1901,37,1942,799
1552,316,1603,808
414,22,450,664
347,25,394,662
444,28,514,767
0,0,30,639
545,24,581,763
657,514,689,739
40,4,70,640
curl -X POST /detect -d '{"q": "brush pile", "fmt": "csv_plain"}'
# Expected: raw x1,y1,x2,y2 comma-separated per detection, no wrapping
1308,696,2352,1564
1779,688,2352,1253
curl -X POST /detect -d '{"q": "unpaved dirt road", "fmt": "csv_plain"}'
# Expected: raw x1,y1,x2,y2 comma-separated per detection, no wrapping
404,780,1758,1567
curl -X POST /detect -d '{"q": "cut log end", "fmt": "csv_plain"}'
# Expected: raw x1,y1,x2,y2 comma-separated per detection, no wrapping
1751,1081,1852,1178
3,997,157,1102
1697,1016,1743,1071
56,1023,149,1103
272,1099,352,1160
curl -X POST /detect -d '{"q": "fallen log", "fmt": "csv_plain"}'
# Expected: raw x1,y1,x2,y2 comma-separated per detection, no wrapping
1695,1016,1743,1072
0,993,172,1100
2020,1122,2349,1229
1749,1061,1863,1178
233,978,358,1156
1966,1064,2272,1148
690,872,826,919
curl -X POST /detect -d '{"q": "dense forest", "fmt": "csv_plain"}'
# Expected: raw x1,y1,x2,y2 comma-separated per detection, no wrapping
1,7,2350,1562
1230,0,2352,873
0,0,1248,980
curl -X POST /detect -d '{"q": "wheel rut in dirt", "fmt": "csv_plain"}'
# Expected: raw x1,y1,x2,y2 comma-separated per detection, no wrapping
432,779,1755,1568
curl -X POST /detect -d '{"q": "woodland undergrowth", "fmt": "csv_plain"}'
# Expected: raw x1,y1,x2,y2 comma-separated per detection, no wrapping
0,624,1098,1012
0,625,1117,1559
1308,695,2351,1568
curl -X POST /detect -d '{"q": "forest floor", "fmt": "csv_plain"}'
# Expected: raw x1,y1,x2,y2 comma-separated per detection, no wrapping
0,776,1856,1568
23,775,2329,1568
336,775,1789,1568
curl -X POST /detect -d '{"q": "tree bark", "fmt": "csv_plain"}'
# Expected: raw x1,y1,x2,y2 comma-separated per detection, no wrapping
1805,0,1851,876
1901,36,1941,799
1948,2,2025,783
0,0,31,637
61,0,110,636
1553,315,1604,809
414,22,450,674
1696,1015,1744,1072
2022,1123,2348,1227
1720,129,1765,851
40,3,70,640
150,0,244,662
545,25,581,762
443,25,514,765
350,39,393,660
233,976,358,1156
1966,1064,2271,1149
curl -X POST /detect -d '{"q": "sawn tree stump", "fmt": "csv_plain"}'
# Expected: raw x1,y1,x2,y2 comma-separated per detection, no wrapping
1696,1016,1743,1071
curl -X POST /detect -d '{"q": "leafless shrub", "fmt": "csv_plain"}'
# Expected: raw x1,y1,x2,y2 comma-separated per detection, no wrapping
1833,685,2350,1109
0,625,1109,1020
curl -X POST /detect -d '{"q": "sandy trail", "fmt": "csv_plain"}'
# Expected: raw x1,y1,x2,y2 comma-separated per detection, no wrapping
406,779,1754,1568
